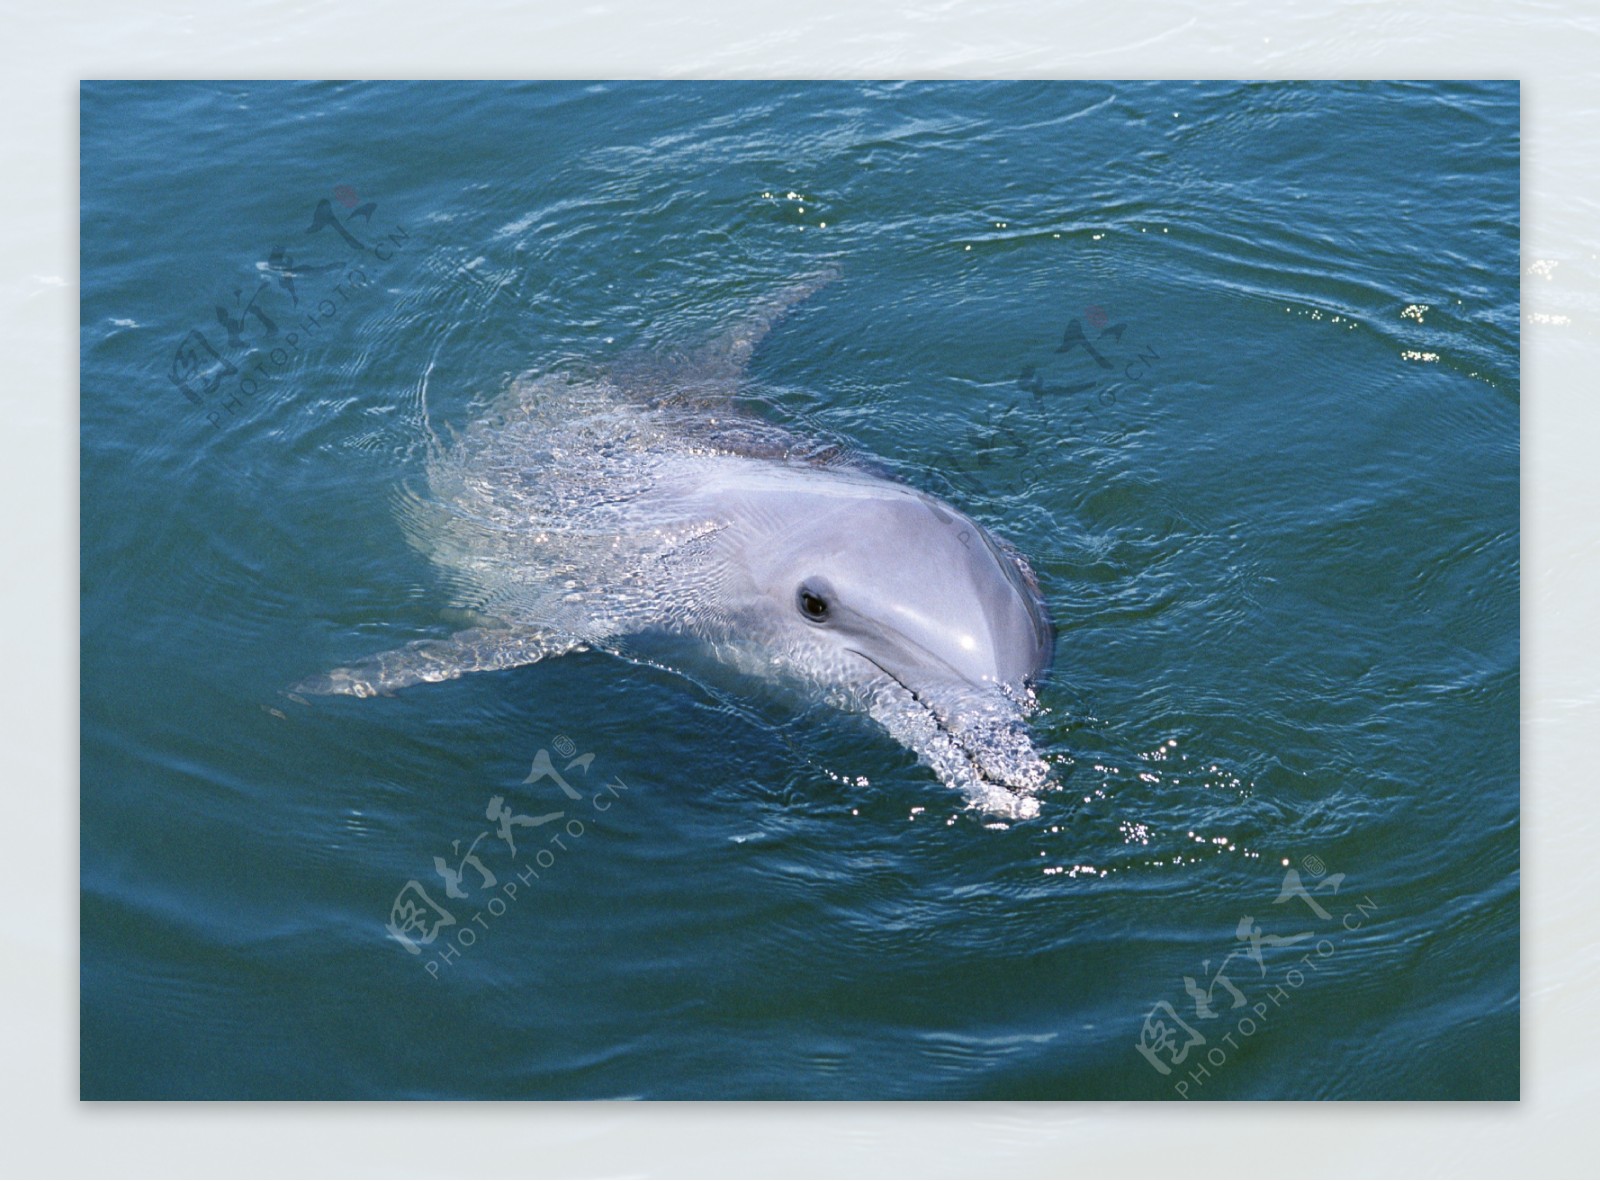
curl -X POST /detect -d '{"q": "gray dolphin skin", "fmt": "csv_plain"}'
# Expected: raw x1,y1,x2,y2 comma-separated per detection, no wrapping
297,274,1056,818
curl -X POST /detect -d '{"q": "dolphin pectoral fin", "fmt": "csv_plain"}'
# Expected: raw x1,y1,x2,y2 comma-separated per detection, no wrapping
291,627,588,698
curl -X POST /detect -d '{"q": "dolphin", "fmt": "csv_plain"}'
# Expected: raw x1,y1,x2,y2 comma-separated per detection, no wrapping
296,274,1057,818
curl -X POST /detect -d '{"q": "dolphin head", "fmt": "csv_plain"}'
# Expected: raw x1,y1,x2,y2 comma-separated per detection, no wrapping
728,472,1056,813
777,494,1052,690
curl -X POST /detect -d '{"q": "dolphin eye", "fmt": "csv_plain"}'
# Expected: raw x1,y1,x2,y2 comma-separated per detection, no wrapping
797,585,830,622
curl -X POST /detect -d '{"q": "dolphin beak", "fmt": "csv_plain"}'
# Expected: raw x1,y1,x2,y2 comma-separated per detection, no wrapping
853,651,1051,819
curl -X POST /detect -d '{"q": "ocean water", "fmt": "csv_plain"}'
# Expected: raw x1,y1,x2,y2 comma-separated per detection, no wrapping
79,80,1518,1100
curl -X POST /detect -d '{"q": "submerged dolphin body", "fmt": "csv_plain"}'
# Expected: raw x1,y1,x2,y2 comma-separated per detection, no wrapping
298,276,1056,818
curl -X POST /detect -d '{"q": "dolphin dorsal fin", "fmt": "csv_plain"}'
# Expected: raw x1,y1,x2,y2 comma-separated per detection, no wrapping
689,268,841,381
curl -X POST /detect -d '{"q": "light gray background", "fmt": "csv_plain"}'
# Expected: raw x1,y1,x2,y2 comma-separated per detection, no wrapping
11,0,1592,1176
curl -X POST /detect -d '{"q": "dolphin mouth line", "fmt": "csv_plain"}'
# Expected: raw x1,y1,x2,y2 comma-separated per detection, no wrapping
847,648,1027,793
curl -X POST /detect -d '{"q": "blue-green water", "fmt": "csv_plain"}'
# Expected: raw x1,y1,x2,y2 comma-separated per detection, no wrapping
80,80,1518,1100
